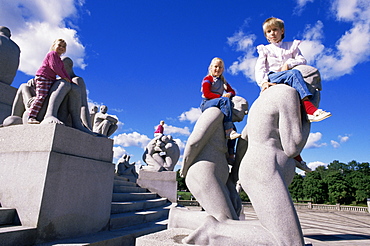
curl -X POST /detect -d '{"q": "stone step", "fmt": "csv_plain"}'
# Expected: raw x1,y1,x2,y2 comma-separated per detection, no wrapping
35,219,168,246
114,175,130,182
111,198,169,214
110,205,171,230
113,180,138,187
0,208,16,225
113,185,148,193
112,192,158,202
0,225,37,246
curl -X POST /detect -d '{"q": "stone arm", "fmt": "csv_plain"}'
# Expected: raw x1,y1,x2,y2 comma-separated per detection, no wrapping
72,76,91,130
278,87,305,157
96,113,118,124
230,126,248,184
180,108,223,178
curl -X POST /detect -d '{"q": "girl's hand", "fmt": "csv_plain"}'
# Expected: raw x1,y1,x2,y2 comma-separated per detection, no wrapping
262,82,276,92
281,63,289,71
223,93,231,98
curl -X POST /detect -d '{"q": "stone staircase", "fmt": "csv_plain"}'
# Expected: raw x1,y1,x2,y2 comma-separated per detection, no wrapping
0,175,172,246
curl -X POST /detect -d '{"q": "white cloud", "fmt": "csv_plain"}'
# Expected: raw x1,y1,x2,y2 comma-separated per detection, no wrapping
339,135,350,143
163,124,191,136
0,0,86,75
304,132,327,149
179,107,202,124
113,132,151,149
331,140,340,148
113,146,128,161
308,161,328,170
294,0,315,15
227,31,257,82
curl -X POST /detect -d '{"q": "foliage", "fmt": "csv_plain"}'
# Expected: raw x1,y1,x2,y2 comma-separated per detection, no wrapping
289,160,370,205
176,170,188,191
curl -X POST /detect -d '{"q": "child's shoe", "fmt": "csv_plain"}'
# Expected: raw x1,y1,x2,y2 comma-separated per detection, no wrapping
226,130,241,140
28,117,40,124
296,160,312,173
307,109,331,122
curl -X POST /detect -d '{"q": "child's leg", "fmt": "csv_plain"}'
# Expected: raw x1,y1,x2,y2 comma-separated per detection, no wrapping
28,76,54,120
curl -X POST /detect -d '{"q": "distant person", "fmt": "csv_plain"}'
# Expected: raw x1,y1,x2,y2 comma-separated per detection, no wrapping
93,105,118,137
154,120,165,138
28,39,71,124
201,57,241,140
255,17,331,123
0,26,20,85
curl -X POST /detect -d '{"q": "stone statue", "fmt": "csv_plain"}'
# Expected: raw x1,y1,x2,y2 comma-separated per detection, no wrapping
92,105,118,137
171,96,248,226
2,58,93,135
0,26,20,85
62,57,91,130
89,106,98,130
116,154,138,182
142,135,180,172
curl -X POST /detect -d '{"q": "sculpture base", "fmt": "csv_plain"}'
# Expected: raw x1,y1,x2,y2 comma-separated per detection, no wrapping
0,124,115,243
136,228,193,246
137,170,177,203
0,82,17,123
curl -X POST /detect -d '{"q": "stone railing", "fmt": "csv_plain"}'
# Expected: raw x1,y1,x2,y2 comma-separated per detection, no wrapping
177,200,370,213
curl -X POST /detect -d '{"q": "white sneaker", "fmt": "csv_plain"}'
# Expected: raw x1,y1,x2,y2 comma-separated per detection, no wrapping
227,130,241,140
307,109,332,122
296,160,312,173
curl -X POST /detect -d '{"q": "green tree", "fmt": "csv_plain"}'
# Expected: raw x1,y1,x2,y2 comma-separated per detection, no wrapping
303,171,327,203
289,173,304,202
176,170,188,191
325,171,350,204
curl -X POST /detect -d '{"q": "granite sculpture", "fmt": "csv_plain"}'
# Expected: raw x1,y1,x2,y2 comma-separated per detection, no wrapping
0,26,20,85
92,105,118,137
142,135,180,172
117,154,138,182
2,57,92,134
169,65,321,245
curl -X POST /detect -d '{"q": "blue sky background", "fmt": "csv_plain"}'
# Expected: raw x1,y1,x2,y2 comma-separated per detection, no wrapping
1,0,369,174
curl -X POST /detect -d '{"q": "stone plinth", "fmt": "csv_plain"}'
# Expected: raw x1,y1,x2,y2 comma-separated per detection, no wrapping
0,124,115,243
0,82,17,123
136,228,193,246
137,170,177,203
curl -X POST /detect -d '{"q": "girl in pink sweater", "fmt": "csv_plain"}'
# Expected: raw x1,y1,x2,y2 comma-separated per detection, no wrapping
28,39,71,124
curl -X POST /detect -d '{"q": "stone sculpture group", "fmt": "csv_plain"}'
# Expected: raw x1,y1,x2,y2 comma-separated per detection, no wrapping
169,65,322,245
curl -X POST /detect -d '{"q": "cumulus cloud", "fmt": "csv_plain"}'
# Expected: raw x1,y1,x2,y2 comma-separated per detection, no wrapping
304,132,327,149
339,134,350,143
331,140,340,148
163,124,191,136
179,107,202,124
113,146,128,160
330,134,350,148
228,0,370,82
113,132,151,149
227,31,257,82
308,161,328,170
0,0,86,75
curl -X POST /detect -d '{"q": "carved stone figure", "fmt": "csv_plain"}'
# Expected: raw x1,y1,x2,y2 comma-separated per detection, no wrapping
179,96,248,222
142,135,180,172
92,105,118,137
89,106,98,129
0,26,20,85
117,154,138,182
2,58,93,135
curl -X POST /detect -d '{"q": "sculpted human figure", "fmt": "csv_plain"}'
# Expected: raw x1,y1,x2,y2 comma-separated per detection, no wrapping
89,106,98,129
0,26,20,85
183,85,311,245
176,96,248,224
142,135,180,172
92,105,118,137
117,154,138,182
3,58,93,135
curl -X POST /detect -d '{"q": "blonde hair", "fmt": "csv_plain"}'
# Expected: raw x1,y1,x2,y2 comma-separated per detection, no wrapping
262,17,285,42
208,57,228,84
50,39,67,53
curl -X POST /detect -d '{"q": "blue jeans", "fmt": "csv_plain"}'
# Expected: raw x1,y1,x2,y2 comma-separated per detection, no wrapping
200,97,234,130
268,69,312,100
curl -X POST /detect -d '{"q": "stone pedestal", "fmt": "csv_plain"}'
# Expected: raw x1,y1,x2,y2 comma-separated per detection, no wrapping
0,82,17,123
137,170,177,203
136,228,192,246
0,124,115,243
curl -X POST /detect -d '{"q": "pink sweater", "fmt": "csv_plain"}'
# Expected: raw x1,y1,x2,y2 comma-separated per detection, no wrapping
36,51,71,81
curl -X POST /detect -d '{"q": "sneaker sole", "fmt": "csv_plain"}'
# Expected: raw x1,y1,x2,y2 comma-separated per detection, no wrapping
309,113,332,122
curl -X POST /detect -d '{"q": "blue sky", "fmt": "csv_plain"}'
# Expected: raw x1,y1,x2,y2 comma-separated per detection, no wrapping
1,0,369,173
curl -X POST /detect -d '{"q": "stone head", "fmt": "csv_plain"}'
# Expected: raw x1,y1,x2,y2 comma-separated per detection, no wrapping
62,57,73,69
91,106,98,113
232,96,249,122
0,26,11,38
100,105,108,113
